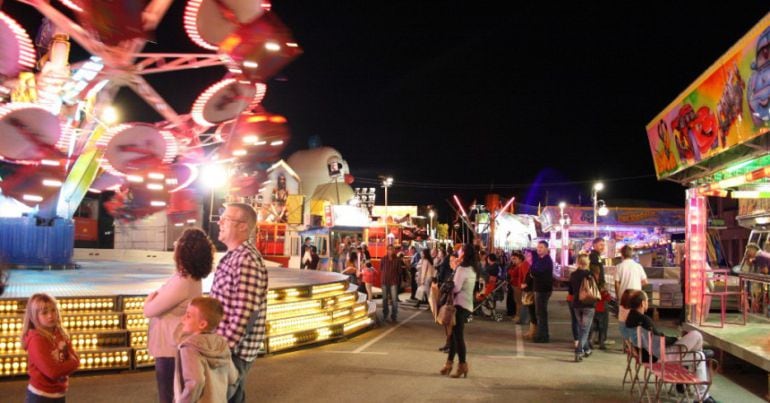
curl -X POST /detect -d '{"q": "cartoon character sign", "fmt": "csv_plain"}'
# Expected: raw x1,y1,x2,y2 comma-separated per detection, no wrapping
717,64,745,144
652,119,678,174
748,26,770,126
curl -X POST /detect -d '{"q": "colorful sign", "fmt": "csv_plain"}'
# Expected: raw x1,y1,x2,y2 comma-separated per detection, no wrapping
647,13,770,180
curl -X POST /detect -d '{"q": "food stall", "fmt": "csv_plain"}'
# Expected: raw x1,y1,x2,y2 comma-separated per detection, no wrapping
645,12,770,397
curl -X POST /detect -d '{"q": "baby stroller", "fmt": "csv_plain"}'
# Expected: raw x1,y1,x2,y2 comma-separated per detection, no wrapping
472,275,507,322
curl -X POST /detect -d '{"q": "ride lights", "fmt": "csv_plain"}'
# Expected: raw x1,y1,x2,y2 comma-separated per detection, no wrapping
0,317,22,334
78,350,130,370
266,300,322,319
130,331,148,348
0,300,20,314
343,317,373,334
0,336,22,354
0,356,26,376
61,313,121,332
134,348,155,367
122,296,146,312
311,283,345,296
59,297,115,312
125,314,149,330
267,313,331,336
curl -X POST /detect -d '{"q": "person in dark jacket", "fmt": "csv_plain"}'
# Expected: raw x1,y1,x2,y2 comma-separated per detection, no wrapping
530,241,553,343
568,254,596,361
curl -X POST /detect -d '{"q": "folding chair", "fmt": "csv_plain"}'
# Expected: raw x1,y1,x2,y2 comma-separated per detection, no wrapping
638,327,715,403
700,268,746,328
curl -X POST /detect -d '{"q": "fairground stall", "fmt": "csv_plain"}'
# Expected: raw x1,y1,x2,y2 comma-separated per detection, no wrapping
539,205,685,311
645,12,770,397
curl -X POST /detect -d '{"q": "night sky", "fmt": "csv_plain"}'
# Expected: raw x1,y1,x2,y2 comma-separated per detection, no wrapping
3,1,770,218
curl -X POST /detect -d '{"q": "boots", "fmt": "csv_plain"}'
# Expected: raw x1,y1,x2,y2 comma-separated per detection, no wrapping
523,323,536,340
451,362,469,378
439,361,453,376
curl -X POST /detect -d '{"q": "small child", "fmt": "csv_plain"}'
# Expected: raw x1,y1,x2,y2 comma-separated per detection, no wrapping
21,293,80,403
174,297,237,403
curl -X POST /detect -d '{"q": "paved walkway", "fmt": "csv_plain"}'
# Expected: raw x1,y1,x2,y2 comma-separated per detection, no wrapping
0,291,765,402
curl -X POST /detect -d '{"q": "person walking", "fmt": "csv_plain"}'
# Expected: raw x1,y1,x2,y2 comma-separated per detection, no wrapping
568,254,596,362
439,243,478,378
210,203,268,403
144,228,215,403
531,241,554,343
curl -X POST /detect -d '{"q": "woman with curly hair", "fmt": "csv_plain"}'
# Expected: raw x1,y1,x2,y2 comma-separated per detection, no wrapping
144,228,215,403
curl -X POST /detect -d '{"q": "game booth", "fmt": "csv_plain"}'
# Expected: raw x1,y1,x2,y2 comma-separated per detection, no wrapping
645,12,770,397
539,206,686,311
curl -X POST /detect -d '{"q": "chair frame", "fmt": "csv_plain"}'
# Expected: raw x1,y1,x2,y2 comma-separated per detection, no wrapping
700,268,746,328
637,327,714,403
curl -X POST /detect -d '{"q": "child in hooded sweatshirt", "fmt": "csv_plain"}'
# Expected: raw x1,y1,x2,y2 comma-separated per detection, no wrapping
174,297,238,403
22,293,80,403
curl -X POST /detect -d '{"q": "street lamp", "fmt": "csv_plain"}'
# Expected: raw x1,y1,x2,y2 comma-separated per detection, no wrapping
592,182,607,239
429,210,435,240
558,202,571,268
381,176,393,244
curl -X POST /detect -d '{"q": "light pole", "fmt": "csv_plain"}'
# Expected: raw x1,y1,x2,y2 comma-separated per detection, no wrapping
381,176,393,245
558,201,571,268
592,182,604,239
429,210,435,240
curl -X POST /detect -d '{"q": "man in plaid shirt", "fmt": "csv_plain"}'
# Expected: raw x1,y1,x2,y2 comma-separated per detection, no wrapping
210,203,268,403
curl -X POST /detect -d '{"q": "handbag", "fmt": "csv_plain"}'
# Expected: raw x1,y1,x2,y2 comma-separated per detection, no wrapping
521,291,534,306
578,275,601,304
437,292,456,326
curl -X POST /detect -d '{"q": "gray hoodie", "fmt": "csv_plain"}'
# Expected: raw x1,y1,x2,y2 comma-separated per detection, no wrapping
174,332,238,403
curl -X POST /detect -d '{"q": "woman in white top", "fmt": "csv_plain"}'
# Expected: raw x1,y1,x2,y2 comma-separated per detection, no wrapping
415,248,435,309
440,243,478,379
143,228,215,403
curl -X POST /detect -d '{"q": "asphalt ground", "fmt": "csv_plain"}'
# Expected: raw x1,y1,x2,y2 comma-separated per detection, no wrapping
0,291,766,402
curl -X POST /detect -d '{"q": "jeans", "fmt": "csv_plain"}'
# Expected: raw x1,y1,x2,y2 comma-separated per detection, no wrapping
574,307,595,353
25,390,64,403
568,304,579,341
590,310,609,346
506,284,517,316
448,307,471,363
534,291,551,340
382,284,399,320
229,353,255,403
154,356,175,403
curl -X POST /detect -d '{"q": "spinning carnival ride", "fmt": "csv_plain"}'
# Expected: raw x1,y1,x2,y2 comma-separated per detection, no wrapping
0,0,302,267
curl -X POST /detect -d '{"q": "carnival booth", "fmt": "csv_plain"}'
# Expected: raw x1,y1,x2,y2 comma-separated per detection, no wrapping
539,206,685,308
645,12,770,397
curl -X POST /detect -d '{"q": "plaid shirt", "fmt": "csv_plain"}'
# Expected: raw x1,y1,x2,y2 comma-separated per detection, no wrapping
210,241,268,362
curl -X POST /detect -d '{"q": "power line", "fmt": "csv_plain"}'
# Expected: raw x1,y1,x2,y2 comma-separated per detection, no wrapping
352,174,656,190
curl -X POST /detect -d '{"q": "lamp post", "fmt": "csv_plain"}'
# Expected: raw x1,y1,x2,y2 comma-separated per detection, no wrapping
592,182,604,239
558,201,571,268
429,210,435,240
381,176,393,245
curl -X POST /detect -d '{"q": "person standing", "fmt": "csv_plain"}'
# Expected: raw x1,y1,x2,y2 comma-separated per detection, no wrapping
568,254,596,362
614,245,648,340
210,203,268,403
380,245,402,323
589,237,607,288
144,228,214,403
439,243,478,378
531,241,554,343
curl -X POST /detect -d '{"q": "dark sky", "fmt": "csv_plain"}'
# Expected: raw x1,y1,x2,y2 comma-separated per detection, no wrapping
4,1,770,217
